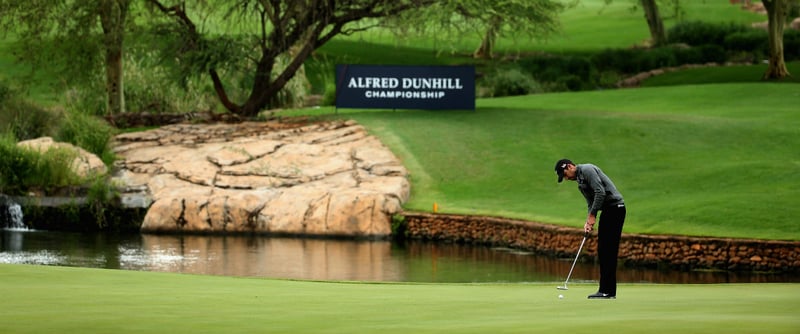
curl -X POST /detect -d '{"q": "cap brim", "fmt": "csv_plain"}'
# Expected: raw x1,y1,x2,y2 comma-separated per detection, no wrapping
557,170,564,183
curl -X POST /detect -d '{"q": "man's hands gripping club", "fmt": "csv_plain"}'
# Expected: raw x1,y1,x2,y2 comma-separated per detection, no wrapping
584,214,597,233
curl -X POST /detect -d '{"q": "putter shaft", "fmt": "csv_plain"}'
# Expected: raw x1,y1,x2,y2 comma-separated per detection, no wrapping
558,232,588,290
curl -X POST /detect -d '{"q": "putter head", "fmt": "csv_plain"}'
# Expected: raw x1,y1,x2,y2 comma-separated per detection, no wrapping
556,286,568,290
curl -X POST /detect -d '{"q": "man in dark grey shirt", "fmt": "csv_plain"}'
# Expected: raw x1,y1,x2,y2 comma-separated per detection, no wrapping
555,158,626,299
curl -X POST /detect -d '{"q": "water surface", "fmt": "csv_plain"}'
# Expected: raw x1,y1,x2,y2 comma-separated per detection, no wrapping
1,229,797,284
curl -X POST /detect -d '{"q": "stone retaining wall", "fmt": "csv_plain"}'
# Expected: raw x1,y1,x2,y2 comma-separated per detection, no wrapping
402,212,800,273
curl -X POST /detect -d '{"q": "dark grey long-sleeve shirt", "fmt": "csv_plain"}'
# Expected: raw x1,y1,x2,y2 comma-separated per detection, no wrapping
576,164,624,215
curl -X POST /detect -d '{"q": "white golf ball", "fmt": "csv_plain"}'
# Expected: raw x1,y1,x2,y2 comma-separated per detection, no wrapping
558,294,564,299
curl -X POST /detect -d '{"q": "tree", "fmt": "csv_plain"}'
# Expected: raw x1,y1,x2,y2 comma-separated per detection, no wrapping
762,0,792,79
640,0,666,47
99,1,131,116
613,0,685,48
147,0,437,118
0,0,133,115
385,0,567,59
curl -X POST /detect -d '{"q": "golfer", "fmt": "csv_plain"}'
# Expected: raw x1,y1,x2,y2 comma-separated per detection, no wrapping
555,159,625,299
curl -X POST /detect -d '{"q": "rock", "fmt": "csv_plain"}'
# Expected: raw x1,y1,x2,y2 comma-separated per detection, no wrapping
112,120,409,238
17,137,108,178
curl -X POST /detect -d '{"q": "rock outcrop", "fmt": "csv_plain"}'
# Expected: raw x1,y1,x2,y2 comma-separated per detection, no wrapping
112,120,409,238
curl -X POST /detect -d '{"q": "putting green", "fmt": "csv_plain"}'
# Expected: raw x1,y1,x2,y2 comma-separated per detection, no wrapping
0,264,797,333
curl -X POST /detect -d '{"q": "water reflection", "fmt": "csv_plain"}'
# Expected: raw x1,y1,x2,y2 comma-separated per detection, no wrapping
1,229,798,284
131,234,406,281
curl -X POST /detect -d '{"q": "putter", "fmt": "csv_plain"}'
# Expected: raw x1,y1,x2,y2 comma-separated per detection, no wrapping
557,231,590,290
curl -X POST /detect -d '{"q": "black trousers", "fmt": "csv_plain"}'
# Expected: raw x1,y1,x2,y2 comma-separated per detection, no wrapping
597,204,626,295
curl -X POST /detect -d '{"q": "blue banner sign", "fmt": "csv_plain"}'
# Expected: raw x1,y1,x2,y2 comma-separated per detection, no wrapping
336,64,475,110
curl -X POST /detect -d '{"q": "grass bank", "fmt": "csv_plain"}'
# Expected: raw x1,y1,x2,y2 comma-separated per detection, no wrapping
1,264,797,334
642,62,800,86
326,0,765,54
302,82,799,241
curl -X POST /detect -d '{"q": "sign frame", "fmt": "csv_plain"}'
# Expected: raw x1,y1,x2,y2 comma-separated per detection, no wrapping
335,64,475,111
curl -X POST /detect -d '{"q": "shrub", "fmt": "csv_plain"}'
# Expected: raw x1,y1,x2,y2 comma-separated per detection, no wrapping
597,71,622,89
674,45,731,65
591,44,732,77
391,214,407,240
0,133,82,195
122,51,216,115
85,176,118,228
126,33,308,115
270,54,311,109
55,109,117,166
0,81,57,141
0,80,11,104
724,30,768,53
322,81,336,106
481,66,542,97
2,99,56,141
592,48,641,73
784,30,800,61
315,60,337,106
668,21,749,46
634,47,679,72
518,55,593,83
61,50,219,117
555,75,584,91
696,44,728,64
671,46,701,64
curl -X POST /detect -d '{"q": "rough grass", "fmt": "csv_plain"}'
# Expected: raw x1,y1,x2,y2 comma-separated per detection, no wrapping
1,264,798,334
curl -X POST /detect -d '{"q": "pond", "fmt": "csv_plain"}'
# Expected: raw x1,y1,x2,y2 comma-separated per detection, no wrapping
2,229,798,284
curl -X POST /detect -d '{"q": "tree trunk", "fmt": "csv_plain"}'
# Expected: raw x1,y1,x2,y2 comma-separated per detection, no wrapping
239,55,277,117
762,0,791,79
641,0,666,47
209,69,241,114
238,26,321,118
104,48,124,116
99,0,129,115
474,16,501,59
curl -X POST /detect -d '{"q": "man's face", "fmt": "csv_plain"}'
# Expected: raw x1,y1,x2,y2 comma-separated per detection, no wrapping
562,164,577,181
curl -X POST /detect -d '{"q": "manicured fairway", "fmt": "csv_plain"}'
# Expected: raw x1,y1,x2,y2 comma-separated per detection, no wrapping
336,83,800,241
1,264,797,333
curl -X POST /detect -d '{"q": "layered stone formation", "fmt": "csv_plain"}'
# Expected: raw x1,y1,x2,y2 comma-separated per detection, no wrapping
111,120,409,238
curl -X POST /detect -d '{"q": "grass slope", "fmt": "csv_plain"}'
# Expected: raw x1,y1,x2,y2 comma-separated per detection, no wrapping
326,0,765,54
1,264,798,334
329,83,799,241
642,62,800,86
532,0,766,53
